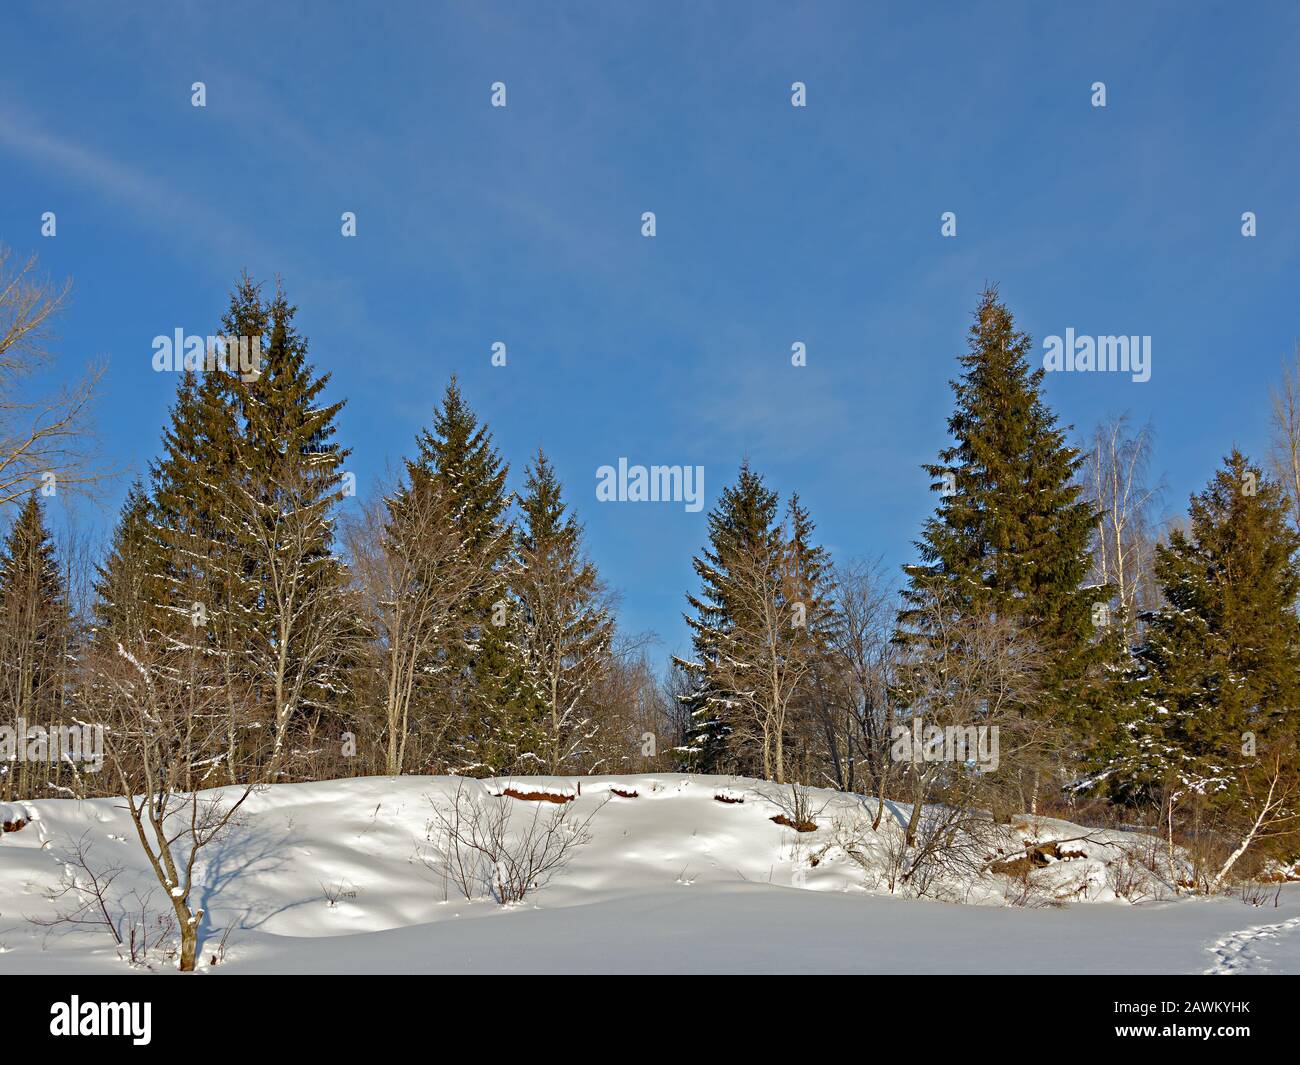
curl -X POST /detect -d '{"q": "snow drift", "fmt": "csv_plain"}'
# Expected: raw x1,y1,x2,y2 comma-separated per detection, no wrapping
1,774,1297,974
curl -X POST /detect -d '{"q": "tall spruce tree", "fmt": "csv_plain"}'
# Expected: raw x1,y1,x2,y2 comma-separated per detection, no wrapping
224,278,354,775
148,365,240,661
782,493,839,781
675,461,784,776
1103,451,1300,805
144,359,253,785
91,479,155,649
898,288,1107,750
513,448,613,773
407,377,515,772
0,495,70,799
142,277,354,780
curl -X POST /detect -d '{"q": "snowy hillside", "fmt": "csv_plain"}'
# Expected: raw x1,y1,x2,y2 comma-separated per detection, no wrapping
2,775,1297,974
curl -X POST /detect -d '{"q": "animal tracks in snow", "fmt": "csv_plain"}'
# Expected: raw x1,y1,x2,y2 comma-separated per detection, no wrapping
1204,915,1300,974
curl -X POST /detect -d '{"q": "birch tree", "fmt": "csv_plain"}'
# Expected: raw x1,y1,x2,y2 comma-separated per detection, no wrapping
1084,414,1160,644
1207,735,1300,893
1269,347,1300,530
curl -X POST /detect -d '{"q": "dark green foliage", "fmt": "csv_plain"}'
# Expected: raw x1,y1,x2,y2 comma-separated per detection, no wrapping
513,448,613,772
676,461,782,773
1105,451,1300,804
407,377,516,771
137,276,355,776
91,480,154,648
0,494,68,712
898,287,1108,731
0,495,71,798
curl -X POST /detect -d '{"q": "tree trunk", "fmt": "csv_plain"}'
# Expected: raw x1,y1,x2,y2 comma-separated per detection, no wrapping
173,902,202,972
905,769,924,846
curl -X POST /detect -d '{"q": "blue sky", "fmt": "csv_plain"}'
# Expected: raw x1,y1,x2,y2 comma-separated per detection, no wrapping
2,1,1297,666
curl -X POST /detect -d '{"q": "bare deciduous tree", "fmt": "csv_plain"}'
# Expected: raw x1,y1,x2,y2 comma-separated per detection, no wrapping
1269,346,1300,530
820,558,898,810
222,462,358,781
581,645,668,773
29,832,177,965
710,537,820,784
347,473,498,775
93,638,258,971
895,583,1048,839
1207,735,1300,894
0,245,104,505
1084,414,1161,643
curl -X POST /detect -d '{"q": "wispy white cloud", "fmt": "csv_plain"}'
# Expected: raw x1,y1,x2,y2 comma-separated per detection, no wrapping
0,100,276,269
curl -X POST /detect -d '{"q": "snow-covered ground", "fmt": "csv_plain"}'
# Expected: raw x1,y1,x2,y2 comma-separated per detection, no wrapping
1,775,1297,974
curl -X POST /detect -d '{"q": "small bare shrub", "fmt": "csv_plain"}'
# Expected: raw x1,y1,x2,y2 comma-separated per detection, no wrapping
321,879,358,908
208,919,237,967
1002,866,1063,909
30,833,176,966
764,781,829,832
900,807,999,902
422,779,607,904
1239,879,1282,908
817,813,876,873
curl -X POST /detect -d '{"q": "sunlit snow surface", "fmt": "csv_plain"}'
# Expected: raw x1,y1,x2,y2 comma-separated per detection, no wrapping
1,776,1297,974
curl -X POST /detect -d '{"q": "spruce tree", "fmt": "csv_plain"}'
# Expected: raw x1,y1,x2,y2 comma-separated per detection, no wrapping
91,479,155,649
784,494,837,644
675,461,783,775
143,320,259,789
415,377,511,558
406,377,515,771
143,276,354,779
225,278,354,774
458,603,545,775
782,493,839,781
1106,451,1300,804
898,288,1107,747
0,495,70,798
147,365,240,662
513,448,613,773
